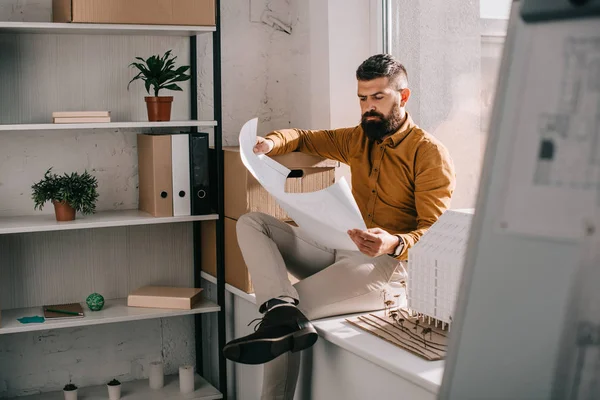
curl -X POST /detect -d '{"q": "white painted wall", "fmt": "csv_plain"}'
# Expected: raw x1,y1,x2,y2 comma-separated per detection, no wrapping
194,0,310,144
327,0,373,130
294,0,378,183
480,0,513,19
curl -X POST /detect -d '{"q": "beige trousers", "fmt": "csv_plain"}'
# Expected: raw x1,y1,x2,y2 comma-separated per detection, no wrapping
236,212,406,400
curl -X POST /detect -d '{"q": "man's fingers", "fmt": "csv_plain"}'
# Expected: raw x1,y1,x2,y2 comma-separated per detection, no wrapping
367,228,384,234
349,233,375,255
358,231,382,243
351,230,370,240
357,244,374,256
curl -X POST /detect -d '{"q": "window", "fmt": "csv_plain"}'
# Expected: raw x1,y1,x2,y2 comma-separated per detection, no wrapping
385,0,512,209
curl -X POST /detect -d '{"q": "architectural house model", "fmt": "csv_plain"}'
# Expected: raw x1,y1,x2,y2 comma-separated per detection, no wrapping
407,209,474,328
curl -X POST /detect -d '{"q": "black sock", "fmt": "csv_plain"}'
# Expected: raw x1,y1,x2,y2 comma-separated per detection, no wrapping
259,296,299,313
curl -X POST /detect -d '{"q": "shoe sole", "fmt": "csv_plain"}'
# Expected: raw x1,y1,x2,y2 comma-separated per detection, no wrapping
223,326,318,365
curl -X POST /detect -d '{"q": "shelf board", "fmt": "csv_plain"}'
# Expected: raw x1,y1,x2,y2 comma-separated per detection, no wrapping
200,271,258,305
0,120,217,131
0,21,216,36
0,297,220,335
7,374,222,400
0,210,218,235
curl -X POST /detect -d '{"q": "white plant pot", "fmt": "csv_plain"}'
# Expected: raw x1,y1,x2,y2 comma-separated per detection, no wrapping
107,384,121,400
149,361,164,389
63,389,77,400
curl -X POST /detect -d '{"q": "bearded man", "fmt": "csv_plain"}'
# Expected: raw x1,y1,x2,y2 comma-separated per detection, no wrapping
223,53,456,400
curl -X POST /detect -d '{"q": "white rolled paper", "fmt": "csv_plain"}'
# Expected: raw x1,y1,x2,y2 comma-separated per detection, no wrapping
179,365,195,394
149,361,164,390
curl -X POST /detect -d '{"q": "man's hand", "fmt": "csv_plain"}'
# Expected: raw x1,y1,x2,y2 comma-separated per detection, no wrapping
347,228,400,258
254,137,274,154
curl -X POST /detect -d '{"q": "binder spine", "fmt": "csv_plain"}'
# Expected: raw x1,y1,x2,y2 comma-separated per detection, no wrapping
190,132,211,215
137,134,173,217
172,134,191,216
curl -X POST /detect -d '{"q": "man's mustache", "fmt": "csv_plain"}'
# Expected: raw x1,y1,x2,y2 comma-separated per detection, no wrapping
362,111,384,119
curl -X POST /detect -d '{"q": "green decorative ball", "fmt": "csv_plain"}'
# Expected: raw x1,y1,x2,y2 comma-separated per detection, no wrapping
86,293,105,311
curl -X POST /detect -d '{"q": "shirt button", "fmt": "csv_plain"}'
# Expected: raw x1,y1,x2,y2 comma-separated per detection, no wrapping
368,214,372,217
372,189,376,193
374,168,378,172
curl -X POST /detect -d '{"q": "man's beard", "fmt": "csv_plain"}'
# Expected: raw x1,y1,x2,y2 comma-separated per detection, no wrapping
360,105,404,142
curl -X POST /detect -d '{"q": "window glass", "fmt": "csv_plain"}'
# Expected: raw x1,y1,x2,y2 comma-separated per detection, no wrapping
388,0,511,208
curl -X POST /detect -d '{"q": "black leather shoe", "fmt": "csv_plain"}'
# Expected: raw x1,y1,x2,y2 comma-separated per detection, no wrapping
223,306,318,365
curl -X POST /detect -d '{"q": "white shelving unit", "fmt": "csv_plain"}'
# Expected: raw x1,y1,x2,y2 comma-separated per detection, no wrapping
7,374,222,400
0,298,220,335
0,120,217,131
0,210,218,235
0,21,215,36
0,12,225,399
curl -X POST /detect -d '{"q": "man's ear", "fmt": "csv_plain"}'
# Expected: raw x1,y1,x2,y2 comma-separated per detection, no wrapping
399,88,411,107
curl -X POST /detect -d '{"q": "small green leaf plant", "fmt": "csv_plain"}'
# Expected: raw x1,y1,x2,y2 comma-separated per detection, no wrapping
63,383,77,391
128,49,191,97
107,379,121,386
32,168,99,214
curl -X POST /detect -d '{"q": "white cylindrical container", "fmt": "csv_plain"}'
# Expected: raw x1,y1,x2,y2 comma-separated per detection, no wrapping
63,389,77,400
107,384,121,400
179,365,194,394
149,361,164,389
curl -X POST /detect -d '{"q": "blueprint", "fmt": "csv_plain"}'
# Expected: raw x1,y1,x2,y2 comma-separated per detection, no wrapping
533,39,600,191
239,118,366,251
500,34,600,240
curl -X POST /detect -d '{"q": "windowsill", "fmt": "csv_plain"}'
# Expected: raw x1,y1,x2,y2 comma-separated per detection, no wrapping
201,272,444,395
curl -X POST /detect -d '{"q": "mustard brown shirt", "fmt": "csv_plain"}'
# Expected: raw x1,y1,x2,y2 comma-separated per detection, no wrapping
266,113,456,260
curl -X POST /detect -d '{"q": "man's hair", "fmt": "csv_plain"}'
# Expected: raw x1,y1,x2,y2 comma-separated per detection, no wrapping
356,54,408,91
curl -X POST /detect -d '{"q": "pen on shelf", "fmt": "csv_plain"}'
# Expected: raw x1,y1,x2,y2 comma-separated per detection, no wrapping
45,308,82,316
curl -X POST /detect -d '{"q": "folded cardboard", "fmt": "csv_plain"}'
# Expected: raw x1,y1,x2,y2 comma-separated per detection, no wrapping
223,147,338,221
53,0,216,26
127,286,203,309
201,217,299,294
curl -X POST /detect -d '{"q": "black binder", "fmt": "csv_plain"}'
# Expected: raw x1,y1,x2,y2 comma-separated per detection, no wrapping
189,132,212,215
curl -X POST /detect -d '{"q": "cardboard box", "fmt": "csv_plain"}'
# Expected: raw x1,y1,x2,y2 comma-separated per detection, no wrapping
127,286,203,309
201,218,299,294
223,147,338,221
53,0,216,26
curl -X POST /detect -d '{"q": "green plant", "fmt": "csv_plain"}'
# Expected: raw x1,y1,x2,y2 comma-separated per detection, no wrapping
107,379,121,386
32,168,99,214
128,49,191,97
63,383,77,391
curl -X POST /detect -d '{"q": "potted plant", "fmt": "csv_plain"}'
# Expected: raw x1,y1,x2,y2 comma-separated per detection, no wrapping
63,382,78,400
128,49,191,122
107,378,121,400
32,168,99,222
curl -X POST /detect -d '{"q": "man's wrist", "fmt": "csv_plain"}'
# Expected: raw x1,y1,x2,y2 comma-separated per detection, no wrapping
388,235,404,257
266,138,275,154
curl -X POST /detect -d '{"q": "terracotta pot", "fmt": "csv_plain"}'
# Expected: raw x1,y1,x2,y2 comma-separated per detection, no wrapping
53,201,76,221
145,96,173,121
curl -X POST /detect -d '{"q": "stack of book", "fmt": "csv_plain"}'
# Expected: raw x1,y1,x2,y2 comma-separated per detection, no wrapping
52,111,111,124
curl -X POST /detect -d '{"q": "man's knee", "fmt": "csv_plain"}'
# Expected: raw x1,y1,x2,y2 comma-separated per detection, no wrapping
237,212,271,234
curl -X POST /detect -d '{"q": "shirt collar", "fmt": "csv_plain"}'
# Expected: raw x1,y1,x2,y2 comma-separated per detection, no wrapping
385,112,416,147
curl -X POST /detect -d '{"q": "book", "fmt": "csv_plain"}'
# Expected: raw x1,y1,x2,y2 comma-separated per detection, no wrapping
52,111,110,118
43,303,85,319
127,286,203,310
53,116,111,124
